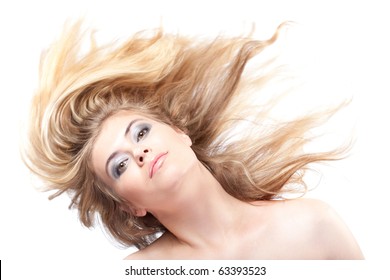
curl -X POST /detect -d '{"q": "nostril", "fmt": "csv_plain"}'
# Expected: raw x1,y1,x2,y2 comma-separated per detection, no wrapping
144,149,149,153
139,156,143,162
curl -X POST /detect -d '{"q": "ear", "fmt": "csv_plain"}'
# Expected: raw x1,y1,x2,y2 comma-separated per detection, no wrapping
120,204,147,217
133,208,147,217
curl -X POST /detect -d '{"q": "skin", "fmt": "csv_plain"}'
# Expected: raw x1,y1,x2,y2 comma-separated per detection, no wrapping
92,110,364,260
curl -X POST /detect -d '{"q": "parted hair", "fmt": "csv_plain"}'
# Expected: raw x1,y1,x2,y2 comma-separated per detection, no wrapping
23,21,348,249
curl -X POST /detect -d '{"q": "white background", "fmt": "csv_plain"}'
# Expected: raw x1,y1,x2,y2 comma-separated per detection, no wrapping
0,0,389,279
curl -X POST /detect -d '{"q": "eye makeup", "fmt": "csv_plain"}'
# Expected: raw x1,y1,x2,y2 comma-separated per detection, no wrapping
111,155,129,179
133,123,151,142
106,120,152,180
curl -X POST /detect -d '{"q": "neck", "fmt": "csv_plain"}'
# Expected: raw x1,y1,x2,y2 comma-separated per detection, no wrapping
149,162,249,250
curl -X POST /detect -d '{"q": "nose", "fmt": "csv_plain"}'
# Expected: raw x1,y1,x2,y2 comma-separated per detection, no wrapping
134,147,150,166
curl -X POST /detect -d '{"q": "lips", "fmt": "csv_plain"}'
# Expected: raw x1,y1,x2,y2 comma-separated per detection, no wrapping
149,152,168,178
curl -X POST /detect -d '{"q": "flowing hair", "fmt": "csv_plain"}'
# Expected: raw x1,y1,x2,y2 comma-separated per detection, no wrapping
22,20,350,249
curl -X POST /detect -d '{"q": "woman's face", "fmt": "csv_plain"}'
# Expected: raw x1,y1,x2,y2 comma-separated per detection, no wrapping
91,110,196,215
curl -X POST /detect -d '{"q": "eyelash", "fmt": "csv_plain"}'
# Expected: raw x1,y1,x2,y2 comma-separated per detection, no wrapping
136,126,150,142
113,125,151,178
114,158,128,178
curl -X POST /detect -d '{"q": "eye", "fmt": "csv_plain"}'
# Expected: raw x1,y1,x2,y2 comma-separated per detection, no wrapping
114,158,128,178
136,126,150,142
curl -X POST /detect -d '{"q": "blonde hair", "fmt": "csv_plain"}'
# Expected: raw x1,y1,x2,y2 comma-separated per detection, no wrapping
23,21,349,249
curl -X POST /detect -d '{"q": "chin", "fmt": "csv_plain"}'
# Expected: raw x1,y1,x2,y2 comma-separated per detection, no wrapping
154,156,197,192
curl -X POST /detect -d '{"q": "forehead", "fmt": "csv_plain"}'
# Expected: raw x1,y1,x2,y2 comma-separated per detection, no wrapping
103,110,140,128
95,109,156,142
98,111,142,141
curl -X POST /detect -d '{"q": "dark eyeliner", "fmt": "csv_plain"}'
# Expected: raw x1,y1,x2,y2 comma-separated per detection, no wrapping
133,124,151,142
111,156,129,179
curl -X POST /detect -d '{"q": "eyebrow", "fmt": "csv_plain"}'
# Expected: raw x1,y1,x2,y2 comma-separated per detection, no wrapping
105,118,142,178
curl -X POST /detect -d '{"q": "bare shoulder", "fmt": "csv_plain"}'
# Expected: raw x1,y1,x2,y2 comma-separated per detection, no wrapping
263,198,364,259
258,198,337,236
303,199,364,259
124,248,148,260
254,198,334,221
264,197,331,211
124,232,175,260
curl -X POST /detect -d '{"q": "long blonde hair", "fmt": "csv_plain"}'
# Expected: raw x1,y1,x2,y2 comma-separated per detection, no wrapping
23,21,349,249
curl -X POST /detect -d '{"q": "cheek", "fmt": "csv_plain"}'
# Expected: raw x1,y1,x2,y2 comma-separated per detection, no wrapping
114,171,147,204
158,146,198,187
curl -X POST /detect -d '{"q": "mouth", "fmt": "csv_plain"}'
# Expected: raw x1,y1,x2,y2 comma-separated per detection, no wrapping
149,152,168,178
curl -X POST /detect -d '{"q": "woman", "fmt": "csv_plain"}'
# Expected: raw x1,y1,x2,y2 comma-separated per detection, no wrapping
23,21,363,259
